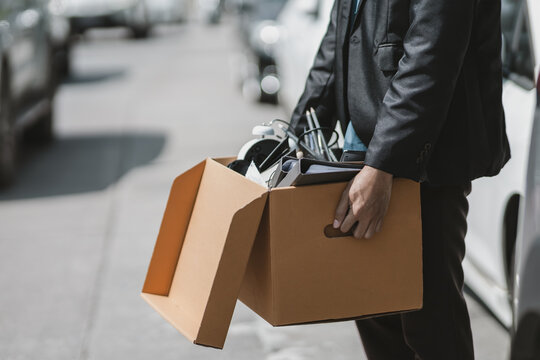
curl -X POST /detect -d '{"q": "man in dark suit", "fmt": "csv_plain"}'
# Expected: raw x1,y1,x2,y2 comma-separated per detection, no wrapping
290,0,511,358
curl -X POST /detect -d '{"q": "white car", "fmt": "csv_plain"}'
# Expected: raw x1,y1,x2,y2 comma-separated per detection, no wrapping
464,0,540,328
51,0,152,38
275,0,333,116
511,74,540,360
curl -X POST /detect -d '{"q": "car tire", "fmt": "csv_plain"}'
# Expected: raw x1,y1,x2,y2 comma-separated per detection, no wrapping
55,44,71,79
129,1,151,39
25,106,53,145
130,25,150,39
208,12,221,24
25,48,55,145
0,69,16,187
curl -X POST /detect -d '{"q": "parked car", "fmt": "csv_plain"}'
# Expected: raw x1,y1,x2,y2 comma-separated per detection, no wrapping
59,0,152,38
236,0,289,103
147,0,189,24
463,0,539,328
0,0,57,186
274,0,332,114
511,72,540,360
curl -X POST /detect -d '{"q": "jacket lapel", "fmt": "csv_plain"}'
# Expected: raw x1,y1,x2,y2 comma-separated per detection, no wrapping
339,0,352,43
339,0,366,42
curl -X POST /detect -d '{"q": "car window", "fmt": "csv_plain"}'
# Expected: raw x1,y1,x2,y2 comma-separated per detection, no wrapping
503,0,535,89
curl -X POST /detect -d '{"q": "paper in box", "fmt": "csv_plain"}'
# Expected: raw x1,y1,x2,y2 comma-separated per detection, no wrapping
142,157,423,349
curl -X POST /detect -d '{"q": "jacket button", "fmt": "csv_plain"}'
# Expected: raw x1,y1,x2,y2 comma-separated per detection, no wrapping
350,35,360,44
424,142,432,151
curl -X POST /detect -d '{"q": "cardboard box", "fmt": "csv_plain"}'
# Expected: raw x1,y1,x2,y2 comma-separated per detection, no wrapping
141,157,422,349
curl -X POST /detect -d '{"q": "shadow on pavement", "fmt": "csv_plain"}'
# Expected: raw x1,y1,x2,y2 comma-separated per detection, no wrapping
0,133,165,200
63,68,127,85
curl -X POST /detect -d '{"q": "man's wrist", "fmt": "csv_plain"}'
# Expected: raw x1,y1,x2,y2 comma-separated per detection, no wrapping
363,165,393,180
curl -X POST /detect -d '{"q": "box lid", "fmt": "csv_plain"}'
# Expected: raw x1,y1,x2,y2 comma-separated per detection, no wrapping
141,158,268,349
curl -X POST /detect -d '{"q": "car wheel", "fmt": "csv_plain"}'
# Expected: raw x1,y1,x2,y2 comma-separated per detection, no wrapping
129,1,151,39
25,47,55,144
25,107,53,145
130,25,150,39
0,70,16,187
55,43,71,79
208,12,221,24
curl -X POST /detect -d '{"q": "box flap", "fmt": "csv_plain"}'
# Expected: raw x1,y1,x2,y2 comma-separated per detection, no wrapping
142,160,206,295
142,158,268,349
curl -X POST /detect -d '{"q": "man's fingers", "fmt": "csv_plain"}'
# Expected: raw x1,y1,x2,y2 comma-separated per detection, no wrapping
353,219,369,239
375,219,383,233
334,194,349,228
340,211,358,233
334,181,353,228
364,220,379,239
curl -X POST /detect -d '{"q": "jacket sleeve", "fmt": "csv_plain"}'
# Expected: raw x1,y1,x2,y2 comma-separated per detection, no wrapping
364,0,475,181
290,0,338,135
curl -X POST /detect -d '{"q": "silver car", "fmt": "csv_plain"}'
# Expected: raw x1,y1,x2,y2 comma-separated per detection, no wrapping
56,0,152,38
511,72,540,360
0,0,57,187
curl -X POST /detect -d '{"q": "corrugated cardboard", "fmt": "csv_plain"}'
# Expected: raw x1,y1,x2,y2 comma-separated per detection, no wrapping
239,180,422,325
141,158,268,349
142,157,423,349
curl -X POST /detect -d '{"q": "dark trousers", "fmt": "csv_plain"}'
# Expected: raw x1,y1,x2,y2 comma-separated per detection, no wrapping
355,182,474,360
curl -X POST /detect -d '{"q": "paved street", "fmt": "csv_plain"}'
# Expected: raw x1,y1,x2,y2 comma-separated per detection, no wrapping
0,19,510,360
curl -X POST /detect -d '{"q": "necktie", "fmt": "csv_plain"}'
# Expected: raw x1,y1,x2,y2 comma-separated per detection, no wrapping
354,0,361,14
350,0,361,28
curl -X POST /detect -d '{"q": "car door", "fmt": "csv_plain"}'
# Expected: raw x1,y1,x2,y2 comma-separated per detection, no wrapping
464,0,537,327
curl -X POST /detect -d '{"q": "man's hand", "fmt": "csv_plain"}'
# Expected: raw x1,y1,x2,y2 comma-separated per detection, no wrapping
334,166,393,239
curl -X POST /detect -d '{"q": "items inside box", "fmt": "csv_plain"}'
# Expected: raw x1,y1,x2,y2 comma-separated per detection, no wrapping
227,111,365,188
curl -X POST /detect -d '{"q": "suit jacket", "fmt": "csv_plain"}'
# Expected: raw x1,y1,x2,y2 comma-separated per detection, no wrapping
290,0,511,185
